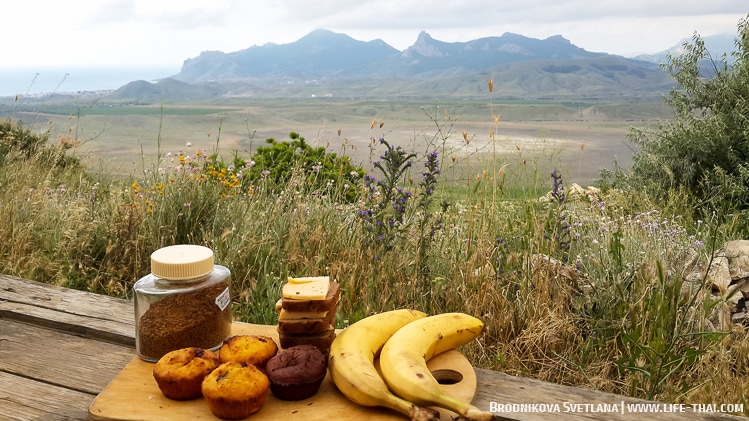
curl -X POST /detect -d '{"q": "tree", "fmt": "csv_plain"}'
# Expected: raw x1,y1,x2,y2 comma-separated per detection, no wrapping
628,15,749,215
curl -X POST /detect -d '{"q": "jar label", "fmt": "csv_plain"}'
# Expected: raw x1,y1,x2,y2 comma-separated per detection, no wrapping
215,287,231,311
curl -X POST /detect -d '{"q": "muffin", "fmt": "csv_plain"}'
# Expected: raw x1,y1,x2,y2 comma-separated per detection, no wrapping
265,345,327,401
202,361,270,420
152,347,220,400
219,335,278,369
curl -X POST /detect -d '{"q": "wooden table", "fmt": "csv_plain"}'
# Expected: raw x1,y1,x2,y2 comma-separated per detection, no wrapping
0,274,744,420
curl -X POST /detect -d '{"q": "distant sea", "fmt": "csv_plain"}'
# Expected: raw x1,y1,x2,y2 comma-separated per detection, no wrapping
0,66,180,97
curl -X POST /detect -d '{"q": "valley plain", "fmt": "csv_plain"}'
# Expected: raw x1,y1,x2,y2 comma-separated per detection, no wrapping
3,97,673,186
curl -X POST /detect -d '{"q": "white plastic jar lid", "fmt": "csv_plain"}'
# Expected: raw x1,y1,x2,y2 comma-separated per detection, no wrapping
150,245,215,281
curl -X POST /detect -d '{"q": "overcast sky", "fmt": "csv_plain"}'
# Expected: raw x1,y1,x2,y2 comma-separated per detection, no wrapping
3,0,746,71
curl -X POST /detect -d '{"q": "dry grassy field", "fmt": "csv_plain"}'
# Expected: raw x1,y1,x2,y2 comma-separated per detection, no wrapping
6,98,672,186
6,97,749,413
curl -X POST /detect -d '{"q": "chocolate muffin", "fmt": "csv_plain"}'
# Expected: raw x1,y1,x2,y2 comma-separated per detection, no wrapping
265,345,327,401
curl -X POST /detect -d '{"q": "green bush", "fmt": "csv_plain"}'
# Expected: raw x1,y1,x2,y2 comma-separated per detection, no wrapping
628,16,749,219
0,119,81,170
0,120,46,161
243,132,364,202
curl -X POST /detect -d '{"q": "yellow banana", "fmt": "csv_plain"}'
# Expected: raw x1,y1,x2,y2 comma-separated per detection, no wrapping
380,312,495,421
328,309,440,421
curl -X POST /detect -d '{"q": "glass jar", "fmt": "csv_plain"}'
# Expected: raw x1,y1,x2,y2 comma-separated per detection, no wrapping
134,244,233,362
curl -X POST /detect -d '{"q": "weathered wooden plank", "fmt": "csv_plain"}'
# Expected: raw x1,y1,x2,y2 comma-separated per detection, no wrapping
0,274,133,315
0,319,134,394
473,368,741,420
0,371,93,421
0,274,135,345
1,275,746,421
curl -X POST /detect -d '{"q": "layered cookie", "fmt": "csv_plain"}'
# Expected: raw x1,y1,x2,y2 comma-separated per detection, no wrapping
276,276,339,355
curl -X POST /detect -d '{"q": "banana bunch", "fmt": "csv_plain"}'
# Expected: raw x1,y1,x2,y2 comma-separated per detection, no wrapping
328,309,439,421
328,310,495,421
380,313,495,421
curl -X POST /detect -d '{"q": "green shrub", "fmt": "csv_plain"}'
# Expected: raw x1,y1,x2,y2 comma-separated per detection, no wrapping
628,16,749,220
0,119,81,170
0,120,46,161
243,131,364,202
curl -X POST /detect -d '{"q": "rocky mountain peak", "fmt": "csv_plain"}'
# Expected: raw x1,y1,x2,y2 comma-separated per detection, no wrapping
545,34,572,44
402,31,445,58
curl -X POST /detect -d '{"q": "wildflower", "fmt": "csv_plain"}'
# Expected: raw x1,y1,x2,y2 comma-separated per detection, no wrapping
145,199,154,214
550,169,566,203
428,217,443,239
418,151,440,206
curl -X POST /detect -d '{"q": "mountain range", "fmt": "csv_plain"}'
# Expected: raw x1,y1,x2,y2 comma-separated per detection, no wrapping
111,29,736,101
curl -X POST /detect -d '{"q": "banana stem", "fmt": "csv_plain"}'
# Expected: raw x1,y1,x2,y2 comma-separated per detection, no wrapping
463,406,496,421
409,404,441,421
438,392,495,421
384,393,439,421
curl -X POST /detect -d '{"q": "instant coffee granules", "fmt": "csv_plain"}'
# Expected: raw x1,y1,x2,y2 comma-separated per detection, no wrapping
134,245,233,362
138,281,231,360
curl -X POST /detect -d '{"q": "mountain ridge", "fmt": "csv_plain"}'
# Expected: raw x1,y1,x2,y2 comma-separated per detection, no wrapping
110,29,735,101
631,33,737,64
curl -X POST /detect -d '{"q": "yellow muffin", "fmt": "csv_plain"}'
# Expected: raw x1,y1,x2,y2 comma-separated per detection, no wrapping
202,362,270,420
219,335,278,369
152,347,220,400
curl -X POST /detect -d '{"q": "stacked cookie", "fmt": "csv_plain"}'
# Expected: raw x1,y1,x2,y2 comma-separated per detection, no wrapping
276,276,339,355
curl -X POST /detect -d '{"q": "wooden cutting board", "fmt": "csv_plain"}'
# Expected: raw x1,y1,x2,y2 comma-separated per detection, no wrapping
89,322,478,420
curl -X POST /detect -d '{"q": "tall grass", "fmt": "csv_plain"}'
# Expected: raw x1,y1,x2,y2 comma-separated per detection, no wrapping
1,106,747,415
